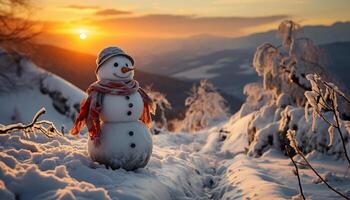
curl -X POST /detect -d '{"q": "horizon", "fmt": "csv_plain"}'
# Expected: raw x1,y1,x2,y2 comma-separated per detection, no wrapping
30,0,350,55
34,20,350,57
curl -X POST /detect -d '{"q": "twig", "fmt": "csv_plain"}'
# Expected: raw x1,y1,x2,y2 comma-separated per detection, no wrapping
0,107,62,138
286,145,306,200
0,107,45,134
321,80,350,104
331,104,350,166
295,145,350,199
314,108,337,128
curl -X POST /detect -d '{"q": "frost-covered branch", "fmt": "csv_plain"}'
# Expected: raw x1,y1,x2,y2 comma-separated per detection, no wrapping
0,107,63,138
305,74,350,166
287,130,350,200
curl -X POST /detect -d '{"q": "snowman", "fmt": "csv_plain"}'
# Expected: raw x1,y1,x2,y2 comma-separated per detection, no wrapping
70,46,155,171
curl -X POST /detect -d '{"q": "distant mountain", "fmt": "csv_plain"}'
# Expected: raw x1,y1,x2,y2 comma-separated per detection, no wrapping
139,22,350,69
321,41,350,86
23,44,243,119
228,21,350,49
143,40,350,99
144,48,257,99
140,22,350,98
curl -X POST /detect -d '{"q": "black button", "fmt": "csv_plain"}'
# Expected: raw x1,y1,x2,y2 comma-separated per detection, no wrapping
128,103,133,108
130,143,136,148
125,96,130,100
129,131,134,136
127,111,132,115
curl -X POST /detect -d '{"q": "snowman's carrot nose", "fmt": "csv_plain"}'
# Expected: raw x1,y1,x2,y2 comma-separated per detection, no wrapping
121,67,135,73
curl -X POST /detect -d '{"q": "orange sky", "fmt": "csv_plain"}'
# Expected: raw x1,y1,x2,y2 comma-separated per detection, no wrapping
31,0,350,54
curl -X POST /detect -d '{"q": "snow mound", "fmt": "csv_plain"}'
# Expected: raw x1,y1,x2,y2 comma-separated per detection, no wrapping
244,101,350,159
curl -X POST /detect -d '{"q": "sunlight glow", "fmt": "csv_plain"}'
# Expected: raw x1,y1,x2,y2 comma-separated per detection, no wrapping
79,32,87,40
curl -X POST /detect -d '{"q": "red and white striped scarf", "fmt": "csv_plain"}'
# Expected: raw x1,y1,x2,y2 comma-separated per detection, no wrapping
70,79,155,144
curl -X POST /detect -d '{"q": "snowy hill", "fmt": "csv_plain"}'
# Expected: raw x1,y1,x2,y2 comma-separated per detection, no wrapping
0,50,86,131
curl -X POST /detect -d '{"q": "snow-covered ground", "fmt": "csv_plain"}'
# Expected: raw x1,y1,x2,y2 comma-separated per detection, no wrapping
0,127,208,199
1,110,349,200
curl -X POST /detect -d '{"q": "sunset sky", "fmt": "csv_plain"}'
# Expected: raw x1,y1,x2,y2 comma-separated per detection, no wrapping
32,0,350,54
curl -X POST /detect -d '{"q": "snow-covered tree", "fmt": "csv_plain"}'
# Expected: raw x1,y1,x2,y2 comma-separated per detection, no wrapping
180,80,229,132
238,82,274,118
246,21,350,158
252,20,329,107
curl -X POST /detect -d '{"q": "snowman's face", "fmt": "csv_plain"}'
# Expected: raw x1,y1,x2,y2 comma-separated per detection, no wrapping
97,56,134,81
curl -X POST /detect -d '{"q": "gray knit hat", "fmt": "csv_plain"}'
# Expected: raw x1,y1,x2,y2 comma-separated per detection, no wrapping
96,46,134,73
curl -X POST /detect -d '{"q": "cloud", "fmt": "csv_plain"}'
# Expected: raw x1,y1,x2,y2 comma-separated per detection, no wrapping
94,9,132,16
94,14,288,37
64,5,99,10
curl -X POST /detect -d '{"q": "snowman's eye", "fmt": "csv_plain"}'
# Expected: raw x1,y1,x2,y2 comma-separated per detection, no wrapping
113,63,119,67
125,63,129,67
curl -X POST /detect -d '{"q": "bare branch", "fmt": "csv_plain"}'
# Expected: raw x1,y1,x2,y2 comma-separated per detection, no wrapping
0,107,63,138
0,0,40,46
286,145,306,200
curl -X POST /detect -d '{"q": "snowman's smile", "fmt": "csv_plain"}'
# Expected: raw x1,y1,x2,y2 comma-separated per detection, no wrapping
113,73,130,79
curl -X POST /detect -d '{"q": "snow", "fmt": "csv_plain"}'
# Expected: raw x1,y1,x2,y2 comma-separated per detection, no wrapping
216,149,350,199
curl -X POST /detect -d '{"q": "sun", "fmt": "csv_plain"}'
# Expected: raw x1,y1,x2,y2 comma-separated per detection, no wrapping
79,32,87,40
